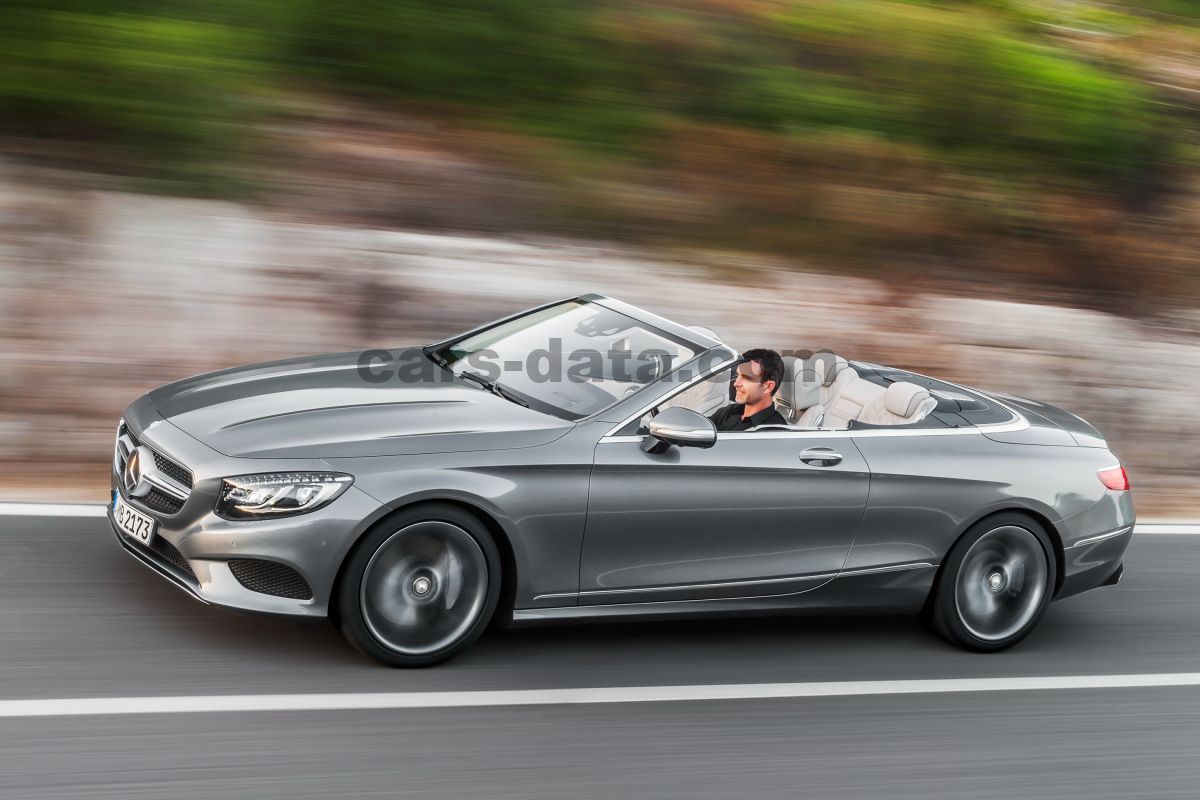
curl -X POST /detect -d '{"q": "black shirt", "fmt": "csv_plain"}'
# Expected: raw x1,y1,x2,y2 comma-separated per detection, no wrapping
708,402,788,432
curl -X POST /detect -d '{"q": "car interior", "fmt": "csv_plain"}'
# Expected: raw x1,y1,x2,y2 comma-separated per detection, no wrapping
774,355,938,430
646,353,939,432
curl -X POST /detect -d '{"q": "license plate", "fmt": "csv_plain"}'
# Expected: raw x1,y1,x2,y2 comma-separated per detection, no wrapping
113,494,156,546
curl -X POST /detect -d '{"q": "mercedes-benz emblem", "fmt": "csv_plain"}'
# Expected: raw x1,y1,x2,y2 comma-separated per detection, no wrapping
123,446,152,497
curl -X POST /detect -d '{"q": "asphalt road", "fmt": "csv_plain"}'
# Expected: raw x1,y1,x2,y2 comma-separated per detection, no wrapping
1,513,1198,798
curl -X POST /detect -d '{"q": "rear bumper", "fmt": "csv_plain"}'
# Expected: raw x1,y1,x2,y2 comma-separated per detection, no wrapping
1054,485,1134,601
1056,524,1133,600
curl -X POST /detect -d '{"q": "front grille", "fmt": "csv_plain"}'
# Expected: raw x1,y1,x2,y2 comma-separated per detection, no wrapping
140,488,185,515
152,451,193,489
149,535,196,580
115,419,192,516
229,559,313,600
128,427,193,489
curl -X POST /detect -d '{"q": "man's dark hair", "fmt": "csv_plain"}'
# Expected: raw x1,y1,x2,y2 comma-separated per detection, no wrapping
740,348,785,395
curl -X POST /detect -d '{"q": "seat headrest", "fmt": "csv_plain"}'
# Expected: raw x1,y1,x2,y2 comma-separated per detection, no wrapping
884,382,932,417
813,354,849,387
775,356,819,421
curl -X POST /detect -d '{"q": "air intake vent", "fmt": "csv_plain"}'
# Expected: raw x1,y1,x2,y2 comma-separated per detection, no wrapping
140,488,185,515
229,560,313,600
149,536,196,580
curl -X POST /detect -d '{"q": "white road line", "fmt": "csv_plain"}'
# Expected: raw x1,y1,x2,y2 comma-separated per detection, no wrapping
0,502,1197,534
0,503,108,517
1135,523,1200,535
3,673,1200,718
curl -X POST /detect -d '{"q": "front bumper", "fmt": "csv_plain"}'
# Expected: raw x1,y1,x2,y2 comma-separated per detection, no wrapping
109,399,388,617
108,482,384,617
110,509,210,606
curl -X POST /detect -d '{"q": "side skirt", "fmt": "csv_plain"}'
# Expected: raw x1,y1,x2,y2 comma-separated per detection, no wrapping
510,563,937,626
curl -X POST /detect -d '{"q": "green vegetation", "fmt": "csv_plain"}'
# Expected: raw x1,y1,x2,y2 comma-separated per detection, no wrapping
292,0,1166,187
769,3,1159,183
1,0,1198,308
0,2,275,189
0,0,1175,186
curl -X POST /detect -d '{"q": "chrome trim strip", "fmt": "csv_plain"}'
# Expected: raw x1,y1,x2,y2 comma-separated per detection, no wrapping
528,578,838,611
145,471,190,501
549,572,839,601
532,591,579,602
838,562,936,577
600,425,1008,444
581,572,839,595
532,561,936,602
1069,526,1133,549
647,423,716,444
601,435,644,444
114,426,130,474
718,427,984,439
512,604,720,623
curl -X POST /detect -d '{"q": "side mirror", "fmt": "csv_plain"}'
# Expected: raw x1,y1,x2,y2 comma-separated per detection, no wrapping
641,407,717,453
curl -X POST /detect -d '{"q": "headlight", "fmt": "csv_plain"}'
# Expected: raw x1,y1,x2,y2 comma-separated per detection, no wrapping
215,472,353,520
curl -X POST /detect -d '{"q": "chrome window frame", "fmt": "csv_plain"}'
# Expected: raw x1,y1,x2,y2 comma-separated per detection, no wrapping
600,358,1030,442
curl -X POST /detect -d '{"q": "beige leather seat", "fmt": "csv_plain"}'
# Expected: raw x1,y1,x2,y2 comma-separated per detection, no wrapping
774,356,825,427
856,382,937,426
812,354,855,407
822,375,885,429
795,405,824,427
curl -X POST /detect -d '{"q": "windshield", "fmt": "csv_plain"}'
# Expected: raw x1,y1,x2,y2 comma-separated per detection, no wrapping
432,300,704,420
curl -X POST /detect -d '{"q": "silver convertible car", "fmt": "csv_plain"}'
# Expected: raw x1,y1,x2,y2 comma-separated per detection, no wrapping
109,295,1134,666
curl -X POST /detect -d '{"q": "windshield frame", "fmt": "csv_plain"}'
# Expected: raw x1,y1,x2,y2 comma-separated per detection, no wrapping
425,295,716,422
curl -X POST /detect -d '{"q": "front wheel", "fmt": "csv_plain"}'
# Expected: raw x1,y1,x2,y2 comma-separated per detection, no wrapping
926,513,1056,652
337,504,501,667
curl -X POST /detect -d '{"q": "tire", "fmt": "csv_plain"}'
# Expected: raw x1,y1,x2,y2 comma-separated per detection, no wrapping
925,512,1056,653
337,503,501,667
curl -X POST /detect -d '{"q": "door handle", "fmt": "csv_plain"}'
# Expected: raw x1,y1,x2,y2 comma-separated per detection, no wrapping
799,447,842,466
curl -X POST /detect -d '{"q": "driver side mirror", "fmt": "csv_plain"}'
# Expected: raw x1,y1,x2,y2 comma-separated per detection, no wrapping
641,407,717,453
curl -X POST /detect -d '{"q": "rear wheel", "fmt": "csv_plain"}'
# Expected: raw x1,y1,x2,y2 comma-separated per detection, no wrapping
926,512,1056,652
337,504,501,667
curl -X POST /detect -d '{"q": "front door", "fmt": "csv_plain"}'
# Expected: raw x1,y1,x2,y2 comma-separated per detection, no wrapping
578,431,870,605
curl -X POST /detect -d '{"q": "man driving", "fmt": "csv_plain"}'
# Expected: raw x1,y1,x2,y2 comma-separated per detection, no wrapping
708,348,788,431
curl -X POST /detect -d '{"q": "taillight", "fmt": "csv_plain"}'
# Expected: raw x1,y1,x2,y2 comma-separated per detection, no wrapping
1098,465,1129,492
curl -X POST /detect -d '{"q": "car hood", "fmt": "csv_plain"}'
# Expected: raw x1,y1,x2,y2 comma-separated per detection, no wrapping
146,348,572,458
